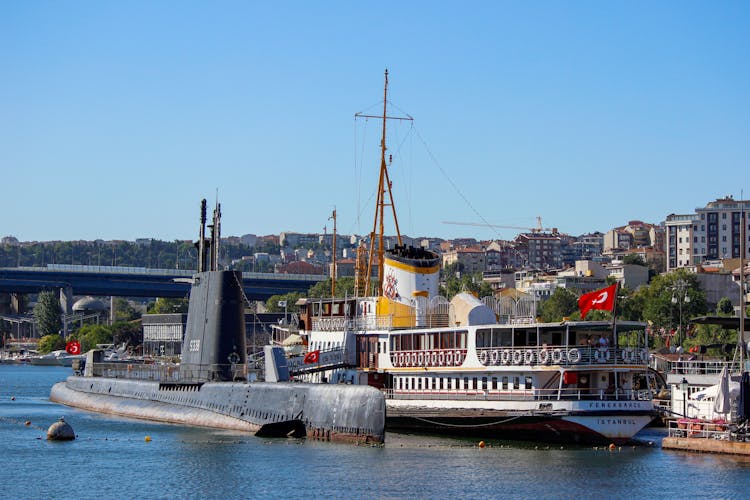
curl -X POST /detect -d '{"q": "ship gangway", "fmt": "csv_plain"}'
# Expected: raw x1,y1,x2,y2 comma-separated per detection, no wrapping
286,347,355,376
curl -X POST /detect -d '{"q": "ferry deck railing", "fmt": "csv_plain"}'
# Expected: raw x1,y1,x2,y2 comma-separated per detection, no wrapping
391,345,649,368
383,387,653,403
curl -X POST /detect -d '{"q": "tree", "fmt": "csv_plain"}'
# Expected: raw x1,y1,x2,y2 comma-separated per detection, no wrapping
34,290,62,337
616,286,645,322
622,254,646,266
716,297,734,316
307,277,357,298
538,288,579,322
113,297,139,322
111,321,142,348
148,297,189,314
38,334,64,354
640,270,708,346
265,292,305,313
76,324,113,352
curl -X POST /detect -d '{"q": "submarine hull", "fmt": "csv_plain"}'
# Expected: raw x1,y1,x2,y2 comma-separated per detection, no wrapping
51,376,385,444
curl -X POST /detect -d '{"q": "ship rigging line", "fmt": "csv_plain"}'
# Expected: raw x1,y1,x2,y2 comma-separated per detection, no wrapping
411,414,524,428
412,126,504,241
351,111,416,237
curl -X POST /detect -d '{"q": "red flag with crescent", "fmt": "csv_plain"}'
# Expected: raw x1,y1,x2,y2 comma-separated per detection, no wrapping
303,350,320,364
578,284,617,319
66,340,81,355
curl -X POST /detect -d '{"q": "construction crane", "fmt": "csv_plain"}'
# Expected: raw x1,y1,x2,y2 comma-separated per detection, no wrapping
442,216,557,234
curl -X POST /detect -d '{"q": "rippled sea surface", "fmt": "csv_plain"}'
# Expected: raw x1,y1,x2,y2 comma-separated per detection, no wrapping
1,364,749,499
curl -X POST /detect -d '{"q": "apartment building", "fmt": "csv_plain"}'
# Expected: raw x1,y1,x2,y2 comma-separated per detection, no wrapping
666,196,750,271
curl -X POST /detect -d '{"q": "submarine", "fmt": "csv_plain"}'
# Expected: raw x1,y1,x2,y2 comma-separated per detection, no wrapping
50,200,385,444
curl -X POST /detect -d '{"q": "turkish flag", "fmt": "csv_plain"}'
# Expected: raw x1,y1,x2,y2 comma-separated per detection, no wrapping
66,341,81,355
303,350,320,364
578,284,617,319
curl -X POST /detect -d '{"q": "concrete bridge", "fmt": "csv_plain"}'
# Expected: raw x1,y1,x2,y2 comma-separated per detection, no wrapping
0,265,326,314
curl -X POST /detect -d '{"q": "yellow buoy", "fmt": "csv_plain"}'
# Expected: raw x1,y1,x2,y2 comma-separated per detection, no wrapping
478,440,486,448
145,435,152,442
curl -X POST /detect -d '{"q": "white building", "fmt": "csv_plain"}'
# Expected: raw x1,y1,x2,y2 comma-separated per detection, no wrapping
666,196,750,272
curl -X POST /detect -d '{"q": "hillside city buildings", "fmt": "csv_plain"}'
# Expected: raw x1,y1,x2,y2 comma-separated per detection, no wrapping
2,196,749,313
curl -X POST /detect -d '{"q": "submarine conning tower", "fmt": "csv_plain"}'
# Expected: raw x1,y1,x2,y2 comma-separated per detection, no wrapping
179,199,247,382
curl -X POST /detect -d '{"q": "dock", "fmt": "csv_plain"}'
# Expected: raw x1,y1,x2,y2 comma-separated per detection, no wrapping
662,419,750,456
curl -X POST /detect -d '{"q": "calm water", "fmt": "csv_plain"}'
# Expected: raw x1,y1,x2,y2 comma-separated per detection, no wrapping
1,364,749,499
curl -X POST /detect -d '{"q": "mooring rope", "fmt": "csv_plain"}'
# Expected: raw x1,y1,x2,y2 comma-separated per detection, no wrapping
411,414,524,428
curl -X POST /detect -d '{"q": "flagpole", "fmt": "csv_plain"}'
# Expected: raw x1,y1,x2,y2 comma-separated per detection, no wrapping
611,281,620,344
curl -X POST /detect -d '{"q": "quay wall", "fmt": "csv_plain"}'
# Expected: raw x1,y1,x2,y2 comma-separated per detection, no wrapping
663,437,750,456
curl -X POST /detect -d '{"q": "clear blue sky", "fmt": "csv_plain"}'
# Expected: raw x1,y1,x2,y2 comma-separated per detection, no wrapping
2,1,748,243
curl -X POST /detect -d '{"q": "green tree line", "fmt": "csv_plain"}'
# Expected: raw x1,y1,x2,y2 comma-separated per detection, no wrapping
0,239,280,270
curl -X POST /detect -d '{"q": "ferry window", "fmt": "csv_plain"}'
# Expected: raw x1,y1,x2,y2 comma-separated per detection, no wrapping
481,377,487,390
492,377,498,390
513,377,520,390
463,377,469,390
402,335,413,351
540,331,556,346
458,331,468,349
441,331,454,349
513,330,525,347
499,331,512,347
477,329,491,348
525,376,532,390
473,377,478,391
392,336,401,352
502,376,508,390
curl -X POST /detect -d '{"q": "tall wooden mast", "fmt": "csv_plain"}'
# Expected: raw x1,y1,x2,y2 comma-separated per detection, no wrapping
355,69,412,296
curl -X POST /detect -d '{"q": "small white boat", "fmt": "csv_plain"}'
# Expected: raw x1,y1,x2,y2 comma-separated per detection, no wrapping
30,350,84,367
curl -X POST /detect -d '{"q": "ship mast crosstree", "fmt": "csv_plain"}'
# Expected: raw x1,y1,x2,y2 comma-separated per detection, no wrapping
355,69,413,296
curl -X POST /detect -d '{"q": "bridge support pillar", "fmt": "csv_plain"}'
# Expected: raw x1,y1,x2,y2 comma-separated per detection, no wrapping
60,286,73,336
10,293,25,315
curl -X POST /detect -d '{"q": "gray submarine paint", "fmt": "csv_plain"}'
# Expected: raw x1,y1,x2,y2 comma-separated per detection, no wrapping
51,200,384,444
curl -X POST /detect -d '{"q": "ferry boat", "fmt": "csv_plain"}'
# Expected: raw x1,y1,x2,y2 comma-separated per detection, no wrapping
293,267,656,444
286,71,657,444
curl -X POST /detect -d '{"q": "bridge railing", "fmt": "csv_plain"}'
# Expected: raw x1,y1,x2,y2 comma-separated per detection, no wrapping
8,264,327,282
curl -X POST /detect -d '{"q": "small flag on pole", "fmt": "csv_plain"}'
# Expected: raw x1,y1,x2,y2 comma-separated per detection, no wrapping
578,284,617,319
303,350,320,364
66,341,81,355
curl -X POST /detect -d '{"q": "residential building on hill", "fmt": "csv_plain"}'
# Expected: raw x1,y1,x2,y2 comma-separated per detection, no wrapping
666,196,750,272
442,247,486,274
513,232,562,270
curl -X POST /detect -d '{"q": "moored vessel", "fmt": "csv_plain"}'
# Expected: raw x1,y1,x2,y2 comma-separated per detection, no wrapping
50,200,384,444
287,71,657,444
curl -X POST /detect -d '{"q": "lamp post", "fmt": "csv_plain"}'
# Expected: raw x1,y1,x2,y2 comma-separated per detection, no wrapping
278,300,288,325
680,377,689,418
671,279,690,348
